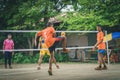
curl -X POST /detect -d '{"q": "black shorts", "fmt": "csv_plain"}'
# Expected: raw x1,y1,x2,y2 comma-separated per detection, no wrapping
49,37,63,53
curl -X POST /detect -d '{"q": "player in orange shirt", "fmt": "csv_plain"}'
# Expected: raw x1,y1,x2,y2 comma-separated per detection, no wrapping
37,37,59,70
35,22,68,75
93,25,107,70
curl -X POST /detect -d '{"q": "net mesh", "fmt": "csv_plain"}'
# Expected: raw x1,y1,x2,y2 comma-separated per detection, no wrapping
0,30,99,63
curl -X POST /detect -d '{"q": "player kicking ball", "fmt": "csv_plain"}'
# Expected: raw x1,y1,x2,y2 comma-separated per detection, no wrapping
93,25,107,70
37,37,59,70
35,22,69,75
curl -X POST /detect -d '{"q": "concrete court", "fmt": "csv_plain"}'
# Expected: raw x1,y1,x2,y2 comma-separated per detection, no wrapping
0,63,120,80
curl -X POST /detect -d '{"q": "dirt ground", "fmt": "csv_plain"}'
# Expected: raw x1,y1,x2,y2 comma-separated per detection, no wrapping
0,63,120,80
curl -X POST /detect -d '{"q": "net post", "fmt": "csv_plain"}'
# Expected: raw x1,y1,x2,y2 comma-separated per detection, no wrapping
105,30,110,65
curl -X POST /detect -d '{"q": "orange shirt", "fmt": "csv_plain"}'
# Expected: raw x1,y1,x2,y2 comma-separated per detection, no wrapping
37,27,56,48
97,31,106,49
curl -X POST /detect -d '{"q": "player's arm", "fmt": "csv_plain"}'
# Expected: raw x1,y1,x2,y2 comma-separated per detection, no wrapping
51,27,56,37
3,40,5,54
35,33,38,46
94,39,103,48
38,39,42,49
93,33,104,51
12,46,14,55
35,31,42,46
94,33,104,48
38,42,40,49
3,44,4,54
53,32,56,37
12,41,14,55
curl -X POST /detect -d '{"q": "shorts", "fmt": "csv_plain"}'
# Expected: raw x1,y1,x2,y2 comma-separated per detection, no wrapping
40,50,50,56
49,37,63,53
98,49,105,55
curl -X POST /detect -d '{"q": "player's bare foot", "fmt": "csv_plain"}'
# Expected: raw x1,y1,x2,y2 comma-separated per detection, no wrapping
37,66,41,70
48,69,52,76
63,48,69,53
56,65,60,69
95,66,102,70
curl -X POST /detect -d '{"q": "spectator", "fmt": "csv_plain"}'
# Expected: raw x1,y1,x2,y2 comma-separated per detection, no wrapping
110,51,119,63
3,34,14,69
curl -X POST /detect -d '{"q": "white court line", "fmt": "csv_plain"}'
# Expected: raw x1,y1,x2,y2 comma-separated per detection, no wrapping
0,30,98,33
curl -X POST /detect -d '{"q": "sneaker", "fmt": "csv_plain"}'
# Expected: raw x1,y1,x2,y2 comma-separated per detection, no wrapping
48,70,53,76
102,66,108,70
95,66,102,70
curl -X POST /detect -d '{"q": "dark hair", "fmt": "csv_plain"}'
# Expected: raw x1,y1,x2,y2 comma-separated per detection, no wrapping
46,22,53,27
97,24,102,28
96,24,103,31
96,24,102,27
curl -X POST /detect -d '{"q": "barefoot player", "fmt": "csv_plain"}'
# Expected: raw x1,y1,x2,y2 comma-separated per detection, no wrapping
35,22,68,75
37,37,59,70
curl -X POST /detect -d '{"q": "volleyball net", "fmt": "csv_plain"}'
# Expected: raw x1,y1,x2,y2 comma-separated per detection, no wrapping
0,30,98,51
0,30,111,64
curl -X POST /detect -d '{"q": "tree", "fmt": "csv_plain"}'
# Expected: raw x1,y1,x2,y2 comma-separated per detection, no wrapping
78,0,120,26
0,0,79,30
57,12,111,31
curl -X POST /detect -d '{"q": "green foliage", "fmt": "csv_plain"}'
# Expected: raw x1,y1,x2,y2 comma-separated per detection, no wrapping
0,0,75,30
0,53,4,64
0,0,120,64
57,12,112,31
55,53,69,62
13,53,38,63
78,0,120,26
0,0,120,30
13,53,28,63
11,52,69,64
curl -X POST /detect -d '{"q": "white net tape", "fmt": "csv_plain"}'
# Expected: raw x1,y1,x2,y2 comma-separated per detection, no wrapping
0,30,98,33
0,46,94,52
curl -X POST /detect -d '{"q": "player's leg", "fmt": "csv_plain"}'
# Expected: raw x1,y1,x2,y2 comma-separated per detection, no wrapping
48,50,54,75
47,50,59,69
56,36,68,53
4,51,7,69
98,50,107,70
61,37,66,50
100,53,107,70
8,52,12,69
99,53,102,67
95,53,102,70
53,53,59,69
48,36,68,75
37,50,44,70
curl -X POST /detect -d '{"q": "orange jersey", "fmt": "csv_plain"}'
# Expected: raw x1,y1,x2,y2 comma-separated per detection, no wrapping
97,31,106,49
37,27,56,48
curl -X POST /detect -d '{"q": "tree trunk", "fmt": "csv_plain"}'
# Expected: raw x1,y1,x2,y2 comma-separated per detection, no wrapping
27,37,34,56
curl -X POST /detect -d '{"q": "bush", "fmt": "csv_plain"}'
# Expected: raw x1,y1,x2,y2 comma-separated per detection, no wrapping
12,52,69,64
13,52,39,63
0,53,4,64
55,52,69,62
